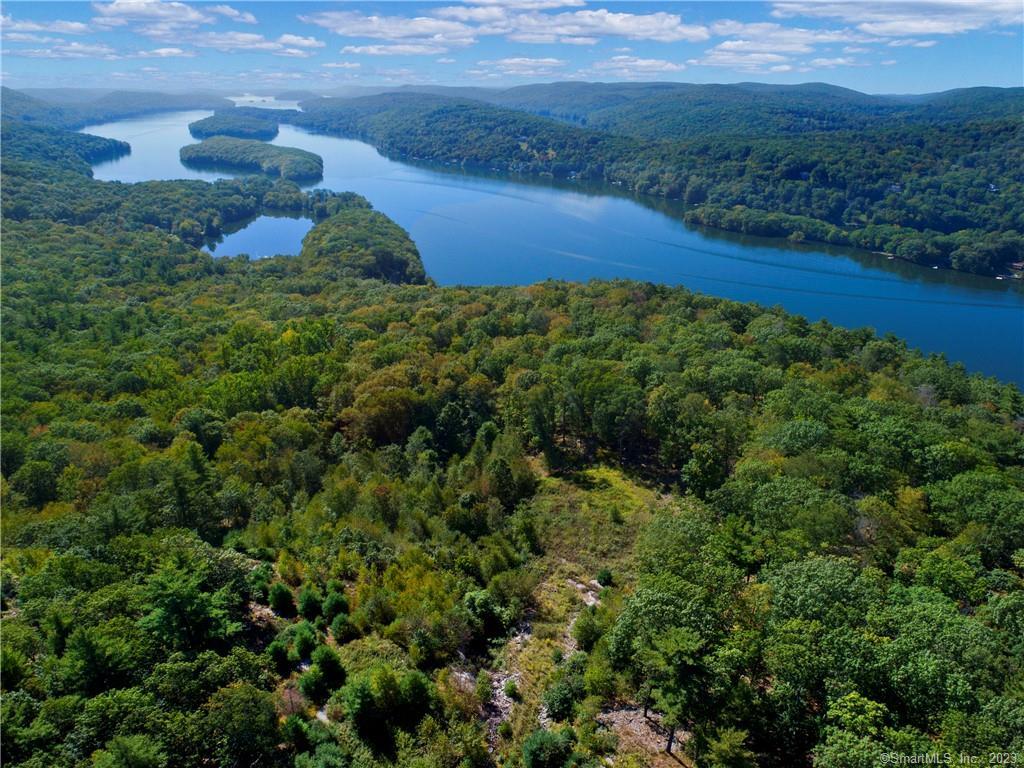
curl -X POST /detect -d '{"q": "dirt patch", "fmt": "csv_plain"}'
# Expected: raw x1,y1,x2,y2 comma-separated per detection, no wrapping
597,705,691,768
484,619,532,750
567,577,602,607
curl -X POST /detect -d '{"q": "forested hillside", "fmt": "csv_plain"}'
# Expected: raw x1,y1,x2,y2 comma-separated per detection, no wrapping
2,104,1023,768
456,82,1024,140
289,91,1023,275
0,87,230,129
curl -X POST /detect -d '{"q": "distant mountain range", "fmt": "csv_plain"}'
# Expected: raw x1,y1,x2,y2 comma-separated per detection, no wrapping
7,82,1021,140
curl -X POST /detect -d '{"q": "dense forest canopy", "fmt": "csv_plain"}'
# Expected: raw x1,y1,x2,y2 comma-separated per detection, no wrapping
189,108,300,141
438,82,1024,140
1,86,1023,768
180,136,324,183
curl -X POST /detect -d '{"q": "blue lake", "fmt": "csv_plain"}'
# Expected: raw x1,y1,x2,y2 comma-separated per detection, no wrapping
83,108,1024,384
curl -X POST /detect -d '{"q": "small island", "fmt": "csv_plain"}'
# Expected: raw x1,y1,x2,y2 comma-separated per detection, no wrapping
179,136,323,182
300,207,426,284
188,107,291,141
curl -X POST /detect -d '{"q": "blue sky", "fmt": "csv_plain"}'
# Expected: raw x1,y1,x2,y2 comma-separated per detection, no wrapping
1,1,1020,93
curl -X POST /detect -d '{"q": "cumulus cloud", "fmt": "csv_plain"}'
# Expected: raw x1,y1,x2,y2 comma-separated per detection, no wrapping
323,61,360,69
506,9,709,43
9,41,118,58
808,56,857,67
689,48,791,71
7,39,197,59
477,56,566,75
194,31,324,57
300,11,477,51
3,32,67,43
709,20,878,52
771,1,1022,36
91,0,211,28
468,0,585,8
887,38,938,47
278,34,325,49
1,14,90,34
342,44,450,55
136,46,194,57
209,5,257,24
692,19,884,72
301,5,707,53
589,55,685,78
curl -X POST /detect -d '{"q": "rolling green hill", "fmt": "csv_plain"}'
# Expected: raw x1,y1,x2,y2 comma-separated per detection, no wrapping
0,86,231,129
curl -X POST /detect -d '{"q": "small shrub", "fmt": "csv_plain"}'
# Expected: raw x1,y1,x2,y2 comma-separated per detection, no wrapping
330,613,358,643
269,582,295,616
476,670,493,707
543,680,576,722
503,679,521,701
522,729,573,768
297,584,323,620
322,590,349,621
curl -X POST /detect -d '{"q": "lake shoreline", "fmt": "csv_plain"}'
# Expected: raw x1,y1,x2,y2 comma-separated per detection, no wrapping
79,108,1024,384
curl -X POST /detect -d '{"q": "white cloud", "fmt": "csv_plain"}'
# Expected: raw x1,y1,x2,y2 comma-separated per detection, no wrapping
2,32,66,43
1,14,90,34
807,56,856,67
209,5,257,24
299,11,477,51
693,19,884,73
432,6,509,23
709,20,878,52
278,34,325,49
136,46,193,57
771,1,1022,36
342,44,449,55
192,32,323,57
467,0,584,8
689,48,791,71
887,38,938,47
10,41,119,59
506,9,709,43
301,6,707,55
477,56,566,75
589,54,685,78
92,0,211,27
437,57,456,63
194,31,285,51
323,61,360,69
881,59,898,65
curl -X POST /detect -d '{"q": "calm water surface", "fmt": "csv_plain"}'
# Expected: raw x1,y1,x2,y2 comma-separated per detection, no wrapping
83,108,1024,384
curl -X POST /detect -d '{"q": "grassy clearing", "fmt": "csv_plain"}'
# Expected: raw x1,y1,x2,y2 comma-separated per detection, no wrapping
490,466,664,763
